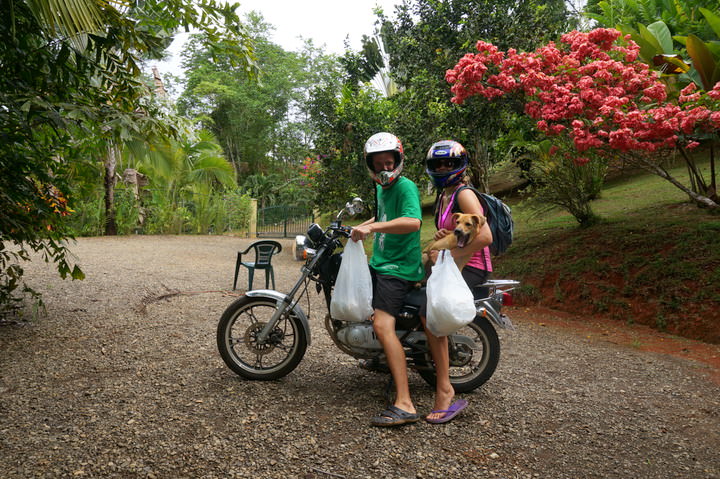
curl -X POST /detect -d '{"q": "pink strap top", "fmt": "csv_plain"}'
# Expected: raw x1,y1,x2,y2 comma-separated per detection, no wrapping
437,187,493,272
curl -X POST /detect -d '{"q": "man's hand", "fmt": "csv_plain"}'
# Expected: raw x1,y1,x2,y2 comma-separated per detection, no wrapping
351,223,373,242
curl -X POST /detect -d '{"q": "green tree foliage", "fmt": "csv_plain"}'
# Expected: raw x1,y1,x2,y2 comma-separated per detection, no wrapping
309,85,399,212
376,0,574,191
1,0,256,314
179,13,338,179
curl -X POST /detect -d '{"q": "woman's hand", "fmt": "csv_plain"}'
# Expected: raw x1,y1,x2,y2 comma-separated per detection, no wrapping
433,228,450,241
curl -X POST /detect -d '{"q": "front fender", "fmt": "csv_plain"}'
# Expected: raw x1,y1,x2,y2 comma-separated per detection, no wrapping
245,290,311,346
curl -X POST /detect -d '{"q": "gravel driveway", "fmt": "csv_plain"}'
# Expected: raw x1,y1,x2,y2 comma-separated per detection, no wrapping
1,235,718,479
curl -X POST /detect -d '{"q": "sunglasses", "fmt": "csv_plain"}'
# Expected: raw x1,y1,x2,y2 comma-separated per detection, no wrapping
427,158,462,170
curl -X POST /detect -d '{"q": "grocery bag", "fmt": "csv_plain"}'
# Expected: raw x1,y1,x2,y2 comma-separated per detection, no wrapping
426,250,476,336
330,239,373,322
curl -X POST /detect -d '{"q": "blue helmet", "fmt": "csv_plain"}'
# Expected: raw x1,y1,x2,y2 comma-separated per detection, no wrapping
426,140,468,188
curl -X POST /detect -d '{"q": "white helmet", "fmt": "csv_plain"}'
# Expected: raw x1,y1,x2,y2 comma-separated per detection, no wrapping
363,132,404,187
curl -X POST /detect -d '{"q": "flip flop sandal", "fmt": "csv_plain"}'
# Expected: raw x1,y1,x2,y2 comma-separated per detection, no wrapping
370,405,420,427
425,399,468,424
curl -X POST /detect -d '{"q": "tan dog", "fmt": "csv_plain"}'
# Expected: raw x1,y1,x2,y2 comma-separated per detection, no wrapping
422,212,486,271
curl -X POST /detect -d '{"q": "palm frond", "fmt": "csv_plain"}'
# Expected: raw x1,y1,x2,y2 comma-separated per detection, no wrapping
189,156,236,189
25,0,105,37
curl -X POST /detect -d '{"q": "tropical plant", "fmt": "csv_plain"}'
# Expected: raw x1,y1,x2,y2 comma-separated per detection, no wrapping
583,5,720,206
584,0,720,42
1,0,256,313
446,28,720,214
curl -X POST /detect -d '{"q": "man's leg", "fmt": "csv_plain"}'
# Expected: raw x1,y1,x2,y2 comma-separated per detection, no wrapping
373,309,415,414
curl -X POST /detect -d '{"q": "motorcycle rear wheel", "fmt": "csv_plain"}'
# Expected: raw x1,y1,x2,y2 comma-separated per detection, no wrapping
217,296,307,380
417,316,500,393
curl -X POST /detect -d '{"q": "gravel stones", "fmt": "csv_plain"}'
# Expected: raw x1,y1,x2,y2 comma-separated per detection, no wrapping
1,235,718,478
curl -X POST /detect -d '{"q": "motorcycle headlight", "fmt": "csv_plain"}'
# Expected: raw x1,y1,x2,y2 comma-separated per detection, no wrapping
306,223,324,244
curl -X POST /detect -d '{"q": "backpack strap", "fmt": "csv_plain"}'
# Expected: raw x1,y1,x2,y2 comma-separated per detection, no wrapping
454,185,489,217
432,189,443,229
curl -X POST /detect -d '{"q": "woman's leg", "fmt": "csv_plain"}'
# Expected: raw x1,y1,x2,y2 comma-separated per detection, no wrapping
421,316,455,420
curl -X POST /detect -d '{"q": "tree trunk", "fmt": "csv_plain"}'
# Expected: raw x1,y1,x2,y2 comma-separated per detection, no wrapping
104,143,119,235
470,137,490,193
628,153,720,210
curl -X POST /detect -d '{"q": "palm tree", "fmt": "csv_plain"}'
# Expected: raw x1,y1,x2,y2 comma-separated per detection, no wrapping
21,0,256,235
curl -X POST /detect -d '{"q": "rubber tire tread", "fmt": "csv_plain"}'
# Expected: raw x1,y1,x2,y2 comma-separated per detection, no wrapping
217,296,307,380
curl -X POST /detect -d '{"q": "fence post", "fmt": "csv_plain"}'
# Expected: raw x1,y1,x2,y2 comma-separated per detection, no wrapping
249,199,258,238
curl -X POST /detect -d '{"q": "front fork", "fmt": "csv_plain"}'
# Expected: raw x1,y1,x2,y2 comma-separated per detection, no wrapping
254,246,328,344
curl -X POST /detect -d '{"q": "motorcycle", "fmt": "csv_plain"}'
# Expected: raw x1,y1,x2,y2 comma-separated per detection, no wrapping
217,198,519,393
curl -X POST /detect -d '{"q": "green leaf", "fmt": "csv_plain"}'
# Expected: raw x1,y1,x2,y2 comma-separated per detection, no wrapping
686,34,717,90
700,7,720,38
673,35,687,47
638,23,662,54
646,21,673,54
707,41,720,58
71,265,85,281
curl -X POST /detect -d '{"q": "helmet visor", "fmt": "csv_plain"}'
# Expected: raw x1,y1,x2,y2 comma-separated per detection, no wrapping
427,157,464,171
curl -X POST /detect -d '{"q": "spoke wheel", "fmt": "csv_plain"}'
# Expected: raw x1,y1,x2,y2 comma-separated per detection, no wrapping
217,296,307,380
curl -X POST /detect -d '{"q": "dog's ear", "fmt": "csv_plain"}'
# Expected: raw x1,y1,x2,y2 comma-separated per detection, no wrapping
471,214,486,228
452,212,461,224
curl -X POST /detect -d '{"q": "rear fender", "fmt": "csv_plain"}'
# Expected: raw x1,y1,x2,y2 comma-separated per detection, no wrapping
245,290,311,346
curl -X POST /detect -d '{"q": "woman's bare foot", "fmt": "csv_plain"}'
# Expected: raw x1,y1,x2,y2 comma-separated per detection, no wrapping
426,386,454,421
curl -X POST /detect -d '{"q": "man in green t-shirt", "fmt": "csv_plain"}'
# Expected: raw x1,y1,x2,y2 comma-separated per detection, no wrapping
351,132,424,427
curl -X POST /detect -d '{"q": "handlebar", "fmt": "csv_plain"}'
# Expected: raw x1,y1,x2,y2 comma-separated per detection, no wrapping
328,222,353,238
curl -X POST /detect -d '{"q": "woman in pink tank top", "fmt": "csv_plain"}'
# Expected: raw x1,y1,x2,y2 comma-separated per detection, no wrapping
421,140,494,424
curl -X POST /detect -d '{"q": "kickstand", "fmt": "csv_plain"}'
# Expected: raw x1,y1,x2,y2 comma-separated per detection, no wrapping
384,377,395,407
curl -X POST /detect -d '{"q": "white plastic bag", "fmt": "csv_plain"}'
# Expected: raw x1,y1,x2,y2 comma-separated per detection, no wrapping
330,239,374,322
426,250,476,336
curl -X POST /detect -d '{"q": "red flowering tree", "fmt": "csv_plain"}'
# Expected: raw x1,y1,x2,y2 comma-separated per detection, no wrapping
446,28,720,211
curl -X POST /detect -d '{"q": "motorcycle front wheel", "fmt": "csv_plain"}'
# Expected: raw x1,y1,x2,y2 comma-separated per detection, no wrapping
217,296,307,380
417,316,500,393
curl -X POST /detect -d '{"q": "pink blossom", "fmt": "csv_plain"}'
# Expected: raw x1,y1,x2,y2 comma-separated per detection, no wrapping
574,156,591,166
446,27,720,162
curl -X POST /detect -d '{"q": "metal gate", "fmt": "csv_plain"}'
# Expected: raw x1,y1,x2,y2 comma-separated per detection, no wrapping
256,205,315,238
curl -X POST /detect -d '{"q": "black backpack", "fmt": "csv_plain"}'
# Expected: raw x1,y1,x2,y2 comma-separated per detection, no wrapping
436,185,514,256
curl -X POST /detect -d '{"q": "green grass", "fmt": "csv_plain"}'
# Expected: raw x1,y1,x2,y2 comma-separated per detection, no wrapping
495,159,719,343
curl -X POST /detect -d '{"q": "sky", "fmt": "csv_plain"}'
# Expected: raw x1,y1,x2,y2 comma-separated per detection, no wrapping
151,0,401,81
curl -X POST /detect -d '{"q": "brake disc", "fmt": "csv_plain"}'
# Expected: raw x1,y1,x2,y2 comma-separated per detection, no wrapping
243,322,283,356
